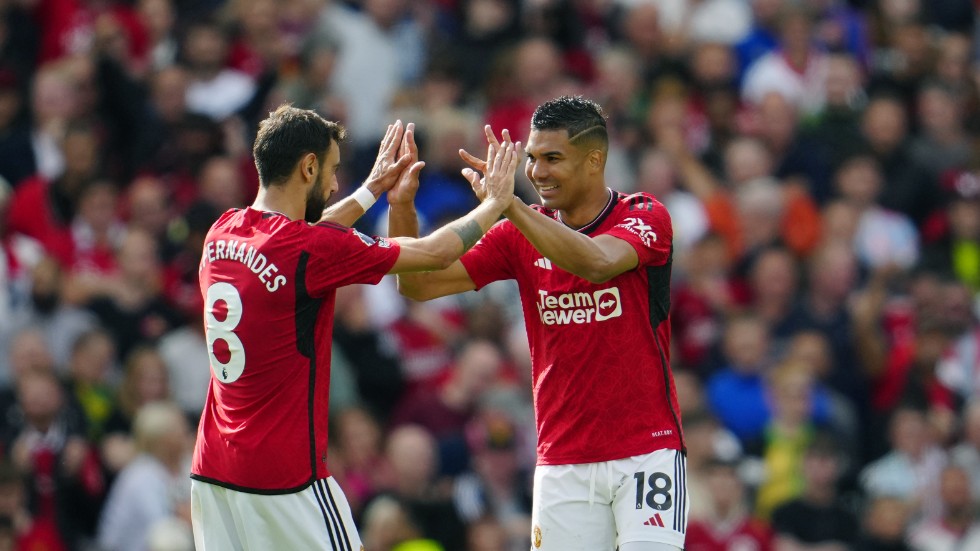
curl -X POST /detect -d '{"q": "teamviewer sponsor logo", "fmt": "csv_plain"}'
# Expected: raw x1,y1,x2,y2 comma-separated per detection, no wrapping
536,287,622,325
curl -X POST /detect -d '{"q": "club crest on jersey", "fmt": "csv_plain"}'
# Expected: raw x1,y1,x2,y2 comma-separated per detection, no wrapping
353,230,376,246
533,525,542,548
536,287,623,326
617,217,657,247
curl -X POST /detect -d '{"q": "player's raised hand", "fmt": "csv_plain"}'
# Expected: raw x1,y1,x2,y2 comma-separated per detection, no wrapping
387,122,426,206
483,138,521,205
459,124,521,201
365,120,413,194
459,124,508,173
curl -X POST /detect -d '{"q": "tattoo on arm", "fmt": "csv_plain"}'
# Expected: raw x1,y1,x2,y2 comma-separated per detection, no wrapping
451,220,483,252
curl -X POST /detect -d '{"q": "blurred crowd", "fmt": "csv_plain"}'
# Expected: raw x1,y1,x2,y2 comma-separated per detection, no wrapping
1,0,980,550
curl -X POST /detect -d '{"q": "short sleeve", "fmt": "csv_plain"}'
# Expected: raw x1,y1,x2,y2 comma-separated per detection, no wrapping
604,196,673,267
459,220,517,290
304,221,401,296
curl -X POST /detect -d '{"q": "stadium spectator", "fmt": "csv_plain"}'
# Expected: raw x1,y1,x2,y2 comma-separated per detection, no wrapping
855,496,913,551
392,339,504,476
949,399,980,499
746,247,800,346
383,425,465,550
453,411,531,550
751,361,828,519
81,228,183,359
771,433,859,549
907,464,980,551
859,94,937,226
684,457,774,551
63,328,117,440
834,154,919,270
682,410,742,522
909,82,971,182
360,494,444,551
331,406,391,518
742,7,829,115
7,119,103,267
0,70,35,188
3,369,103,548
707,314,775,443
181,19,255,122
0,257,97,378
101,344,172,473
860,405,947,520
96,401,191,551
0,461,65,551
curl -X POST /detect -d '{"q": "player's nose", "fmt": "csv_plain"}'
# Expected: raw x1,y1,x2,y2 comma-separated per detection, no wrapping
529,160,547,181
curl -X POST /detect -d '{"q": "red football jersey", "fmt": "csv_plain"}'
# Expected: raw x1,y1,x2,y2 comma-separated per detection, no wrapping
191,208,400,493
460,191,684,465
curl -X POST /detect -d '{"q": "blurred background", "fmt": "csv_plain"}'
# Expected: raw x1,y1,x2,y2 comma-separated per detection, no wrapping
0,0,980,549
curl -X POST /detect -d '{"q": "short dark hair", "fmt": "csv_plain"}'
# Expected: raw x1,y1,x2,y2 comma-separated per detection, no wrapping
253,105,345,187
531,96,608,150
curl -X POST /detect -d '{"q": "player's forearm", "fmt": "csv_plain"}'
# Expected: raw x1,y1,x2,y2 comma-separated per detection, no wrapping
319,181,387,226
412,198,506,269
503,197,618,282
388,202,428,295
318,197,362,227
388,203,419,239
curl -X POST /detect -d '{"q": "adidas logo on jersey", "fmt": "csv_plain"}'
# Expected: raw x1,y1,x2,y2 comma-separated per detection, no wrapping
643,513,665,527
534,258,552,270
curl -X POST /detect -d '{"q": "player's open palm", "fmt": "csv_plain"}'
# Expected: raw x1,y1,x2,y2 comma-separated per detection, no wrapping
388,122,425,206
482,138,521,204
460,125,518,203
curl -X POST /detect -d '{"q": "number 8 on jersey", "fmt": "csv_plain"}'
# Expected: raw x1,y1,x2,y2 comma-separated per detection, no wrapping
205,282,246,383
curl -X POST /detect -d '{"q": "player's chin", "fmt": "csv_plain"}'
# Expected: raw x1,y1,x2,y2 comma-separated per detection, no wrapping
536,193,560,209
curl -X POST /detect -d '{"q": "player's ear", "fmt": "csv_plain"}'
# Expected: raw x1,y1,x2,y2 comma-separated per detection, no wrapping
587,149,604,173
301,152,317,182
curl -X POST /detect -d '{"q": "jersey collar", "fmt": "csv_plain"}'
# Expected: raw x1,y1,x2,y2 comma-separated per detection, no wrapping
557,188,618,235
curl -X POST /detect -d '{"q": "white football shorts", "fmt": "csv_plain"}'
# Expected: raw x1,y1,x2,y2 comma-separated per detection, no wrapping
191,477,363,551
530,449,688,551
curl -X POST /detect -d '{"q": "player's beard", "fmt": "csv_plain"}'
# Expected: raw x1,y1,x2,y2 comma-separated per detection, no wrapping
304,171,328,223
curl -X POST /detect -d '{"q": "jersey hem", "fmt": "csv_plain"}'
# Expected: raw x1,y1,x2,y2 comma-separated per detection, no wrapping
189,473,318,495
618,534,686,547
536,442,684,466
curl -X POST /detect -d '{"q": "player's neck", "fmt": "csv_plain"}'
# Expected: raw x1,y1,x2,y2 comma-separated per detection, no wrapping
558,185,612,229
252,184,305,221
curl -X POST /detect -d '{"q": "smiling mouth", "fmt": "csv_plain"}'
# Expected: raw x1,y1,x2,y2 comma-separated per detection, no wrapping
537,185,558,192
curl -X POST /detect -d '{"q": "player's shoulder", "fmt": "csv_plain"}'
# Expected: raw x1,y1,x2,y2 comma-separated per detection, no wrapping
311,219,353,234
205,208,243,236
615,191,667,211
613,191,671,219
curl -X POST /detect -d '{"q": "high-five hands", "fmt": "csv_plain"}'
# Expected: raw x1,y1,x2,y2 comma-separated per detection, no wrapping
459,125,521,204
365,121,414,196
387,122,426,206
